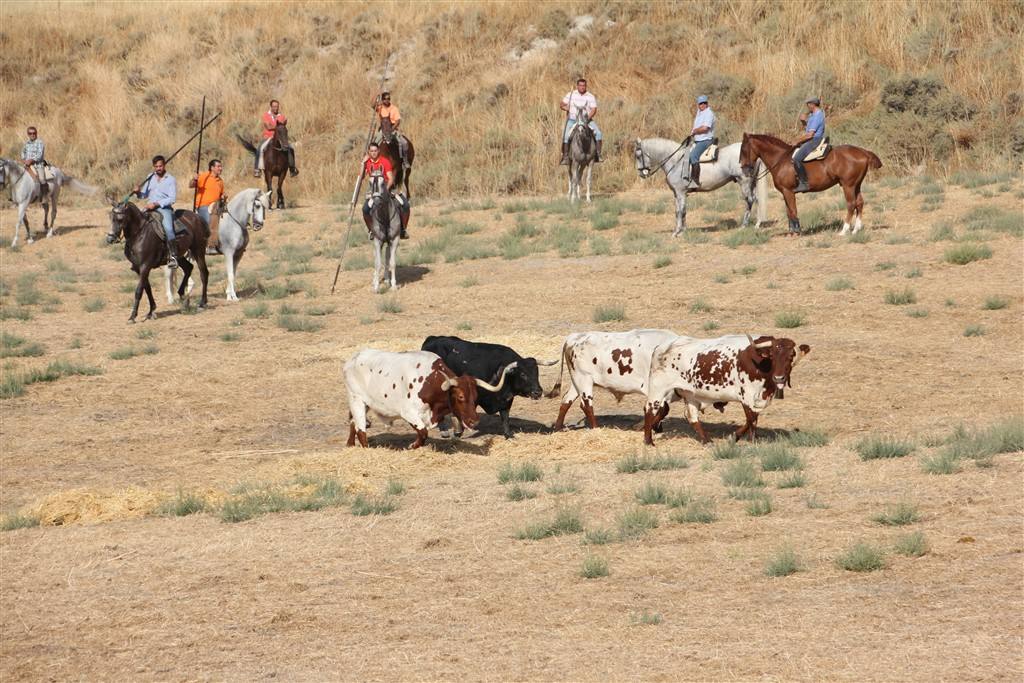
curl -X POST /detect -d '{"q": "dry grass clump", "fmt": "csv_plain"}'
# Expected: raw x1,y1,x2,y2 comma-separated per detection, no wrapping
497,461,543,483
516,507,583,540
669,496,718,524
506,484,538,502
871,502,920,526
764,547,802,577
1,360,103,400
835,542,887,572
580,555,610,579
856,435,915,460
617,506,659,540
893,531,930,557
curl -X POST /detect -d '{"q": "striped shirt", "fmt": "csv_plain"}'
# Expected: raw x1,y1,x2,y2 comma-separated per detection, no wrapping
21,139,44,162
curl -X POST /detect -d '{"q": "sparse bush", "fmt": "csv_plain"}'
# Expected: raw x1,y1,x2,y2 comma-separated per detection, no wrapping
774,311,806,328
905,267,922,279
963,324,986,337
847,231,871,244
928,223,956,242
156,489,208,517
755,443,803,472
764,547,801,577
875,261,897,271
583,528,615,545
617,506,659,539
856,435,915,460
616,453,687,473
459,276,479,288
720,458,764,488
835,542,887,572
825,277,854,291
580,555,610,579
593,303,626,323
590,213,619,231
0,332,44,358
689,298,712,313
893,531,930,557
385,479,406,496
872,502,919,526
712,441,742,460
943,243,992,265
784,429,829,447
0,512,41,531
378,297,402,314
906,308,929,318
497,461,543,483
83,298,106,313
746,495,773,516
350,495,398,516
884,287,917,305
702,320,720,332
276,314,324,333
243,302,270,318
219,331,242,342
962,205,1022,236
516,507,583,540
721,227,769,248
632,610,662,625
806,494,830,509
982,296,1008,310
634,481,668,505
546,480,579,495
506,484,538,501
653,255,672,269
669,497,717,524
777,472,807,488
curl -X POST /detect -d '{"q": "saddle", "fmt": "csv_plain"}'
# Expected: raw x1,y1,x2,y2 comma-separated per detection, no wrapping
698,138,719,163
794,137,831,162
146,210,191,239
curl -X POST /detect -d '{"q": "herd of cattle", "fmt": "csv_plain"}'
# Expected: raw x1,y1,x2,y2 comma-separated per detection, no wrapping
343,331,811,448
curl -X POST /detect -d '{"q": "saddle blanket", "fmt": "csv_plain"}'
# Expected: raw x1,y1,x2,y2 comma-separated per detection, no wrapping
794,137,831,162
699,139,719,163
147,210,192,239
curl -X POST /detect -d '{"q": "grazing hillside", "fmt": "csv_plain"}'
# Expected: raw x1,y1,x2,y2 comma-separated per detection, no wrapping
1,0,1021,200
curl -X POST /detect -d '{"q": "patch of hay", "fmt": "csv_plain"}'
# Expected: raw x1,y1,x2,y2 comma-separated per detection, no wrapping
32,487,162,526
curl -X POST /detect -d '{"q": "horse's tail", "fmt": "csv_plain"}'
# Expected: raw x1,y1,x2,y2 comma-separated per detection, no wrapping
235,134,258,157
66,177,98,196
754,160,769,226
866,151,883,169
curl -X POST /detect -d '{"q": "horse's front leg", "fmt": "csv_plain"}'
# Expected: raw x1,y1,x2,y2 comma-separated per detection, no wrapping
276,174,285,210
178,258,194,300
780,189,801,234
388,240,399,290
13,204,29,246
739,177,754,228
142,273,158,321
672,187,688,237
224,248,236,301
164,266,176,304
131,265,153,322
585,163,593,203
372,239,383,293
195,252,209,310
567,164,575,202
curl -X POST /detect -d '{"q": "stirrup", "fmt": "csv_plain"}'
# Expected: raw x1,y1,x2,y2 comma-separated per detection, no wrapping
167,255,179,269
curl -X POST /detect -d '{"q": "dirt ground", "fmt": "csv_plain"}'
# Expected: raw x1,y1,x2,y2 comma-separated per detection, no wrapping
1,178,1022,681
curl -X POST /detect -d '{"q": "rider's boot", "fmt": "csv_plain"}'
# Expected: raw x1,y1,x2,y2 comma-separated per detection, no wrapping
559,142,570,166
595,139,603,163
793,160,809,193
287,148,299,177
166,236,180,270
690,162,701,187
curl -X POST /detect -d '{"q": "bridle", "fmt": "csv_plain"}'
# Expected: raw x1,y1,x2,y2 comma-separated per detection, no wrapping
225,192,264,231
106,203,131,244
635,138,688,179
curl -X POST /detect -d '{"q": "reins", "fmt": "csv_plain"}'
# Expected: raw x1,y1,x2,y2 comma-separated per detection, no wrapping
637,139,687,178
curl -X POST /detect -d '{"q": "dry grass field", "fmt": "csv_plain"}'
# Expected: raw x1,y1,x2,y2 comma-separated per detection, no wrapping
1,170,1022,680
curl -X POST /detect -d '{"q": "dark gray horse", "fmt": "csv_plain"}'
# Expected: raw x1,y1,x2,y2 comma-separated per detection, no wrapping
367,175,404,293
566,110,597,203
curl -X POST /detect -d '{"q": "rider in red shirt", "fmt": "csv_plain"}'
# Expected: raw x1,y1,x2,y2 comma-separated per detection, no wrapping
359,142,408,239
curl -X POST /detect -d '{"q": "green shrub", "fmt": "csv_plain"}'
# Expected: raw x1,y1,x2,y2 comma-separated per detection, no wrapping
746,496,773,516
784,429,830,447
619,230,663,254
669,497,717,524
582,528,615,545
653,255,672,269
856,435,915,460
634,481,669,505
590,213,619,231
632,610,663,625
904,267,922,279
943,243,992,265
884,287,917,305
155,489,208,517
906,308,929,318
711,441,742,460
0,332,44,358
825,277,854,291
777,472,807,488
721,227,769,248
83,298,106,313
982,296,1008,310
893,531,930,557
774,311,806,328
546,480,579,495
872,502,919,526
580,555,610,578
276,314,324,333
243,302,270,318
963,324,985,337
835,542,886,572
755,443,804,472
617,506,659,539
593,303,626,323
702,320,720,332
0,512,41,531
350,495,398,516
506,484,538,501
497,461,543,483
616,453,687,473
928,223,955,242
875,261,897,271
720,459,764,488
516,507,583,540
377,297,402,314
385,479,406,496
847,231,871,244
921,450,961,475
962,205,1022,236
689,298,712,313
764,547,801,577
805,494,830,509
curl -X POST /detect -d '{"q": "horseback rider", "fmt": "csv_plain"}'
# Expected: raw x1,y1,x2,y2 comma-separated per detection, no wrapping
190,159,227,255
133,155,180,269
560,78,603,165
21,126,47,200
374,91,409,166
359,141,408,240
793,96,825,193
255,99,298,178
688,95,716,188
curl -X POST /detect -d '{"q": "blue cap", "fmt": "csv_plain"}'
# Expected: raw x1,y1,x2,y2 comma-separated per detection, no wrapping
696,95,709,104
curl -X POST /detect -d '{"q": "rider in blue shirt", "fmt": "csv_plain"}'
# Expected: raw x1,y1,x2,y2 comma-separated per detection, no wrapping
688,95,715,187
134,155,180,269
793,97,825,193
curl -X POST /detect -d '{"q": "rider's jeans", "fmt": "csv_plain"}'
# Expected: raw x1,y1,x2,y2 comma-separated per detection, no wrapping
563,119,602,143
689,139,713,165
156,207,174,241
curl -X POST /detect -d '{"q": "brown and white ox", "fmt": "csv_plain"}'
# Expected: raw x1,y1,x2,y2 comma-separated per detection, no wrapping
547,329,680,430
643,334,810,445
344,349,516,449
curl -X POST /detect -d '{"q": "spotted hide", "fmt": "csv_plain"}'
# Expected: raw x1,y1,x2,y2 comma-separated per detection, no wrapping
344,349,515,449
547,329,681,431
643,334,810,444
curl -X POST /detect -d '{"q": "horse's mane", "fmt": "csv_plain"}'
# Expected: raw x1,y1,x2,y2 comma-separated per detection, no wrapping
227,187,259,214
745,133,795,150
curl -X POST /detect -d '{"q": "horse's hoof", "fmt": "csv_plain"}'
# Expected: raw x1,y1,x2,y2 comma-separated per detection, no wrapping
128,318,136,324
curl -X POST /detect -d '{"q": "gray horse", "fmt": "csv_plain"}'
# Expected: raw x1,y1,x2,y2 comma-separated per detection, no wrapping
634,137,769,236
567,110,598,203
0,158,96,246
217,188,271,301
367,175,404,293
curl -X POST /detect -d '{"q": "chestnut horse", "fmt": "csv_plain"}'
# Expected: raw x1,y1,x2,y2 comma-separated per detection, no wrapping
739,133,881,235
237,124,295,209
106,202,209,322
378,134,415,198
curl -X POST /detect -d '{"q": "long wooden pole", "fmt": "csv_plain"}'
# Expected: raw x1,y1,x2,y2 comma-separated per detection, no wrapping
122,112,221,203
192,96,206,211
330,56,391,295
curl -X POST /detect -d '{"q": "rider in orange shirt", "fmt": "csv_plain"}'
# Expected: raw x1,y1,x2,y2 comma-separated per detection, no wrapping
374,92,408,166
255,99,298,178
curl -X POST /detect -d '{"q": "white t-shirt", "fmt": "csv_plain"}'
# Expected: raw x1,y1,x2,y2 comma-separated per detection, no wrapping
693,108,716,141
563,90,597,119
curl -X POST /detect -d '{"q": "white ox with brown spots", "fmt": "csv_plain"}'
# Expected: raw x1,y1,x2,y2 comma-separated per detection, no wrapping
344,349,515,449
548,329,680,430
643,334,810,445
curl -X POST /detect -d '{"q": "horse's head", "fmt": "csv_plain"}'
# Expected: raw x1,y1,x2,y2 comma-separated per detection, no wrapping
252,191,271,231
634,139,653,178
107,202,131,243
738,132,758,177
368,173,388,199
274,122,290,149
0,160,7,188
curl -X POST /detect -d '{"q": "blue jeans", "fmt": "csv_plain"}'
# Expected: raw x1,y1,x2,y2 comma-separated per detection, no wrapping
689,139,713,164
197,205,210,226
793,137,821,163
563,119,602,143
156,207,174,241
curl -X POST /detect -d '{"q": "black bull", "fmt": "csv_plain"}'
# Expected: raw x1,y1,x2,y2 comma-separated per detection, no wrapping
421,335,547,439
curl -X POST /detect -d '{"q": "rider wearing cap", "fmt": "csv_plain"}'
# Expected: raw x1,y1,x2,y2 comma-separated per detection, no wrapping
688,95,716,187
793,97,825,193
560,78,603,165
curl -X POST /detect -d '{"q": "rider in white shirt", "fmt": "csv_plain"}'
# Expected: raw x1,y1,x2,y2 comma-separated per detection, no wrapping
560,78,603,165
688,95,716,187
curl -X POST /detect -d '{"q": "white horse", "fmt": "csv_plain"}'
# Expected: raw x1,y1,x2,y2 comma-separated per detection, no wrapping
567,110,598,203
634,137,769,236
166,189,270,302
367,175,403,293
0,157,96,246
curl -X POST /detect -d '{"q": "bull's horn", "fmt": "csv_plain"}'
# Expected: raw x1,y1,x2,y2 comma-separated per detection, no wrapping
746,334,755,347
475,362,517,392
537,359,560,366
755,338,773,349
440,377,454,391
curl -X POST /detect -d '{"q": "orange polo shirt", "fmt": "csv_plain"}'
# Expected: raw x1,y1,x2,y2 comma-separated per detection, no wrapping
375,103,400,125
194,171,224,208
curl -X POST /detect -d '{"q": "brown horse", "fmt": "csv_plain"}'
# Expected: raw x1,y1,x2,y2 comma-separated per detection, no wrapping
237,124,295,209
739,133,882,235
378,134,415,198
106,202,209,322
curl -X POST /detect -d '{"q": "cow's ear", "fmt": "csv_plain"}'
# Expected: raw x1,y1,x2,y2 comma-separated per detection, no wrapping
798,344,811,355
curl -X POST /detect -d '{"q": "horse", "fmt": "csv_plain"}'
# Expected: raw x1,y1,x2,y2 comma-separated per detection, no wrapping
739,133,882,235
378,134,415,198
215,188,271,301
236,124,294,210
0,158,96,247
566,110,597,203
366,174,404,293
634,137,770,236
106,202,209,322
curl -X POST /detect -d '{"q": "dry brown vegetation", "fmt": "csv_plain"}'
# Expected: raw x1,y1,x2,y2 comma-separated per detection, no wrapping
1,1,1022,200
2,170,1022,679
